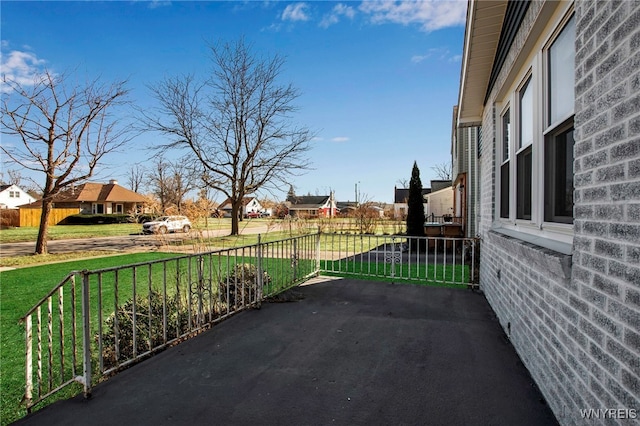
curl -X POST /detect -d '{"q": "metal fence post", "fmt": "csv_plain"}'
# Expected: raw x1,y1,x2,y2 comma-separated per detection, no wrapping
292,239,298,282
81,271,92,398
24,314,33,411
256,234,263,305
391,237,396,280
196,255,205,325
315,229,321,276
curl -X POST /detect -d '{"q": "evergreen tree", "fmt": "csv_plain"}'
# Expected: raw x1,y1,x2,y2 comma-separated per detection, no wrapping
286,184,296,202
406,161,425,237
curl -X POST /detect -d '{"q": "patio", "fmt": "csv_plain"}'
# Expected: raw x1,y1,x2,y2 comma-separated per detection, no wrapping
15,277,558,426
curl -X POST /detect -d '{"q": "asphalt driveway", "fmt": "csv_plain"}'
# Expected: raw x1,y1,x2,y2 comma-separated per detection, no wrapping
13,277,558,426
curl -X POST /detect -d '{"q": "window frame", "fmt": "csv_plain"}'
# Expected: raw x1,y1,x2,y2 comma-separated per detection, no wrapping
92,203,105,214
544,118,574,223
546,15,576,129
543,13,575,226
499,106,511,219
493,5,575,246
516,75,534,221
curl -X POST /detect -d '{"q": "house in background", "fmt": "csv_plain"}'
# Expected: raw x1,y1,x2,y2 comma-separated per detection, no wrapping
394,181,453,221
286,194,337,218
336,201,385,218
393,187,429,220
424,180,453,220
451,105,480,237
457,0,639,423
336,201,357,216
218,197,263,218
21,180,147,215
53,180,148,214
18,180,148,226
0,184,36,209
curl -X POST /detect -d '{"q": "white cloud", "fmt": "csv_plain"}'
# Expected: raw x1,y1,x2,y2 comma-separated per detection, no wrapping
282,3,310,22
411,47,460,63
319,14,339,28
335,3,356,19
0,48,47,93
331,136,349,143
411,54,429,63
147,1,171,9
359,0,467,32
263,22,283,33
320,3,357,28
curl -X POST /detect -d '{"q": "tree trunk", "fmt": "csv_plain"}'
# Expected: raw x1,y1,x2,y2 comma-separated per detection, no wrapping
35,200,52,254
230,201,240,235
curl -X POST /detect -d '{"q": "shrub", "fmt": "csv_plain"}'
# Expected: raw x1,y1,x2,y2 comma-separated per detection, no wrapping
0,209,19,228
219,263,271,308
60,214,132,225
99,290,191,369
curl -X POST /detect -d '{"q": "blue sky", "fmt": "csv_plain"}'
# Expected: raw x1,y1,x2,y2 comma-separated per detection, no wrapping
1,1,466,204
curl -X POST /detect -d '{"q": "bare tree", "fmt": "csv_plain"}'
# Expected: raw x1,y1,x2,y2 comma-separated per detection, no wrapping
147,156,197,214
142,39,313,235
431,161,452,180
0,169,42,195
1,70,130,254
127,163,146,193
352,192,380,234
0,169,22,185
148,157,171,213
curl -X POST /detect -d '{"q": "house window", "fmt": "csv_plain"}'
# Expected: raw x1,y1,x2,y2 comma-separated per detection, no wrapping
9,191,19,198
545,122,574,222
495,8,574,244
517,145,532,220
115,204,124,214
93,203,105,214
516,77,533,220
545,15,575,224
548,16,575,126
500,109,510,218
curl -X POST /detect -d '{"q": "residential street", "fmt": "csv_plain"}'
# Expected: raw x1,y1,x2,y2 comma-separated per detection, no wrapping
0,223,286,258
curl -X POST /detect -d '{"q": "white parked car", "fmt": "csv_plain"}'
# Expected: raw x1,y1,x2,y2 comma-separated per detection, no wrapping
142,215,191,234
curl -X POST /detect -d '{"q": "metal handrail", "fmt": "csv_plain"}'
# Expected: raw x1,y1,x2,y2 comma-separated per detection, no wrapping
21,232,321,412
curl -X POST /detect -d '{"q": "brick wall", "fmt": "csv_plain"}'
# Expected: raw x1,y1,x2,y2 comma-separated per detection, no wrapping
572,0,640,418
477,1,640,425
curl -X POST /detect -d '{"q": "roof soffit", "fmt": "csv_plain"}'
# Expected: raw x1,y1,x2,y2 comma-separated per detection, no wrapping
457,0,508,124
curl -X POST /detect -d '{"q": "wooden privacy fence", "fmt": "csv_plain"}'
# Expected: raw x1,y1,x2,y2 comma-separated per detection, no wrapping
19,208,80,227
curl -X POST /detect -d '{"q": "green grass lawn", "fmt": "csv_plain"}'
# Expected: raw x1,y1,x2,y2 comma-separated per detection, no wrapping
0,223,143,243
0,218,270,243
0,218,405,244
320,260,471,287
